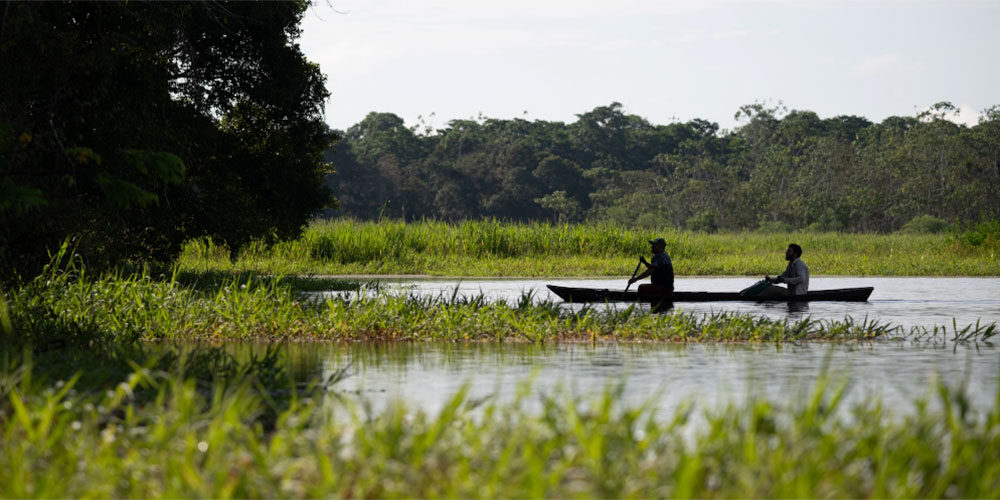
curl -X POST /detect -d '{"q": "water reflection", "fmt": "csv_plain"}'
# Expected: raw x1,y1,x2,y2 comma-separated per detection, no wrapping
650,301,673,314
217,340,1000,420
644,297,810,318
756,300,810,317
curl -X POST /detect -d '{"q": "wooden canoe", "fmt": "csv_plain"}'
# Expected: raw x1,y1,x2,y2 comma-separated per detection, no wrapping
546,284,874,303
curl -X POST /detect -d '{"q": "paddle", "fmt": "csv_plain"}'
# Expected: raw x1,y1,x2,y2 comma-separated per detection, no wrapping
623,258,643,292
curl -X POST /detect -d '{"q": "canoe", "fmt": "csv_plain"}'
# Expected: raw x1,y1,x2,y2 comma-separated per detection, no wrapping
546,284,874,303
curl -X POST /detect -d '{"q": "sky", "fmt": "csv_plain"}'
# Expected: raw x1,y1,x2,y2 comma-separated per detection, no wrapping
299,0,1000,133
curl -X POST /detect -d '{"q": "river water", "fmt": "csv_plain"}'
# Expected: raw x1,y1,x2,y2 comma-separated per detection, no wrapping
372,276,1000,330
301,276,1000,417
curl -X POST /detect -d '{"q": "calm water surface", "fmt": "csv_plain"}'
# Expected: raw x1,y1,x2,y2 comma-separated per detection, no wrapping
370,276,1000,330
265,341,999,419
304,276,1000,416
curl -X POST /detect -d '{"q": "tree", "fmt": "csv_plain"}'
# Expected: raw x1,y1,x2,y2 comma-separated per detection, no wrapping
532,155,589,205
318,99,998,232
534,191,580,224
0,1,334,278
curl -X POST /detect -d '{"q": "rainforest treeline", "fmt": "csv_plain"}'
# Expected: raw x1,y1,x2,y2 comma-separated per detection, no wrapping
325,101,1000,232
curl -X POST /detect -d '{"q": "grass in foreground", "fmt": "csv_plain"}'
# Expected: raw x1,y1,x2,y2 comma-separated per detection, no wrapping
1,351,999,498
3,251,999,497
177,219,1000,276
7,255,995,345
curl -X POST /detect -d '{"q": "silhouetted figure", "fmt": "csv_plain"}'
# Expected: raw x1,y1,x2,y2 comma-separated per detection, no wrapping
629,237,674,296
762,243,810,297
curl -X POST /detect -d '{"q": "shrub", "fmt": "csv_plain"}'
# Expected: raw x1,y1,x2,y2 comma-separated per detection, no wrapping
685,211,717,233
757,220,794,233
899,215,951,234
958,219,1000,247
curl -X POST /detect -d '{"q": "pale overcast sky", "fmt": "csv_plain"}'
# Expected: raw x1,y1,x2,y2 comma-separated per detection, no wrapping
299,0,999,132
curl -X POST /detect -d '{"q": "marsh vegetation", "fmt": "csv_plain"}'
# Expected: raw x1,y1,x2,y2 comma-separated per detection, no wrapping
177,219,1000,277
2,244,998,497
9,252,996,345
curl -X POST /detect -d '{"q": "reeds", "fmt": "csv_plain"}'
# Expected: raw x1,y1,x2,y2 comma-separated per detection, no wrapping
2,355,999,498
5,262,994,344
176,219,1000,276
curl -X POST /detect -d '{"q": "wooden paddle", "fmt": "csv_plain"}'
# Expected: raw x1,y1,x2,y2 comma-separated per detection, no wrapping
623,258,643,292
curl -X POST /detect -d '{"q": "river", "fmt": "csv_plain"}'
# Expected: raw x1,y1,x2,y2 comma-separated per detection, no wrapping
298,276,1000,417
365,276,1000,330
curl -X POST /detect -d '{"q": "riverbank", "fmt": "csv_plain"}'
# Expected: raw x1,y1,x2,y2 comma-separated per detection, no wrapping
177,220,1000,277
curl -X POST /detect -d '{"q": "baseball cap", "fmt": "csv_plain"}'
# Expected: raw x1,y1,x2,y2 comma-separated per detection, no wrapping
648,237,666,245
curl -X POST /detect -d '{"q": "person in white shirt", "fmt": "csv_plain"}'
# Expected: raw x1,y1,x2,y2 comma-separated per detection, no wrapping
765,243,809,296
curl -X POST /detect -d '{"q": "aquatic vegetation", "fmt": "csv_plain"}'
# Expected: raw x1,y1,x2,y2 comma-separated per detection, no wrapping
3,250,999,497
1,355,999,498
5,260,995,344
176,219,1000,277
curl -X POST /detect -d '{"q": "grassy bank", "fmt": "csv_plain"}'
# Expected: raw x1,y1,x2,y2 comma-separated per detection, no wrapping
177,219,1000,277
9,257,995,345
2,353,999,498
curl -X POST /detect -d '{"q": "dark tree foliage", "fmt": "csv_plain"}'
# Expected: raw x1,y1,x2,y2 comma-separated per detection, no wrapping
325,101,1000,232
0,1,333,279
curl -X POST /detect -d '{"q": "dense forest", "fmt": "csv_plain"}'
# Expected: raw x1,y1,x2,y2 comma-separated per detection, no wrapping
325,101,1000,232
1,1,333,278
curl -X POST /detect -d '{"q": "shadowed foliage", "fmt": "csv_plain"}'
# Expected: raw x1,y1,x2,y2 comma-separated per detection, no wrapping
0,1,334,281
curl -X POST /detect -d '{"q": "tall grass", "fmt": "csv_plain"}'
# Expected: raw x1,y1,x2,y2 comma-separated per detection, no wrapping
2,355,999,498
176,219,1000,276
5,260,996,344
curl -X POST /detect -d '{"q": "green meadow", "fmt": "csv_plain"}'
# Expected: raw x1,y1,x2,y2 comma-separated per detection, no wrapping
177,219,1000,277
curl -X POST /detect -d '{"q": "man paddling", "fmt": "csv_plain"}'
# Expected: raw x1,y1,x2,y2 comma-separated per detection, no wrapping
628,237,674,294
764,243,809,296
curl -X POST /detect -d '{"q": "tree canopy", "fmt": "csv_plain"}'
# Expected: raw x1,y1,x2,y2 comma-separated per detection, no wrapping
325,102,1000,232
1,1,334,279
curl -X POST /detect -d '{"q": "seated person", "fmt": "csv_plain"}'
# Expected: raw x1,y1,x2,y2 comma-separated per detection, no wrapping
763,243,809,296
629,237,674,294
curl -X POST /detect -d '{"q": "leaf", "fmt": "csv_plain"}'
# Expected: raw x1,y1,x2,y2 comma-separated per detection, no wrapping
0,294,13,338
94,172,159,209
0,181,47,215
121,149,186,185
0,122,14,152
64,147,102,165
